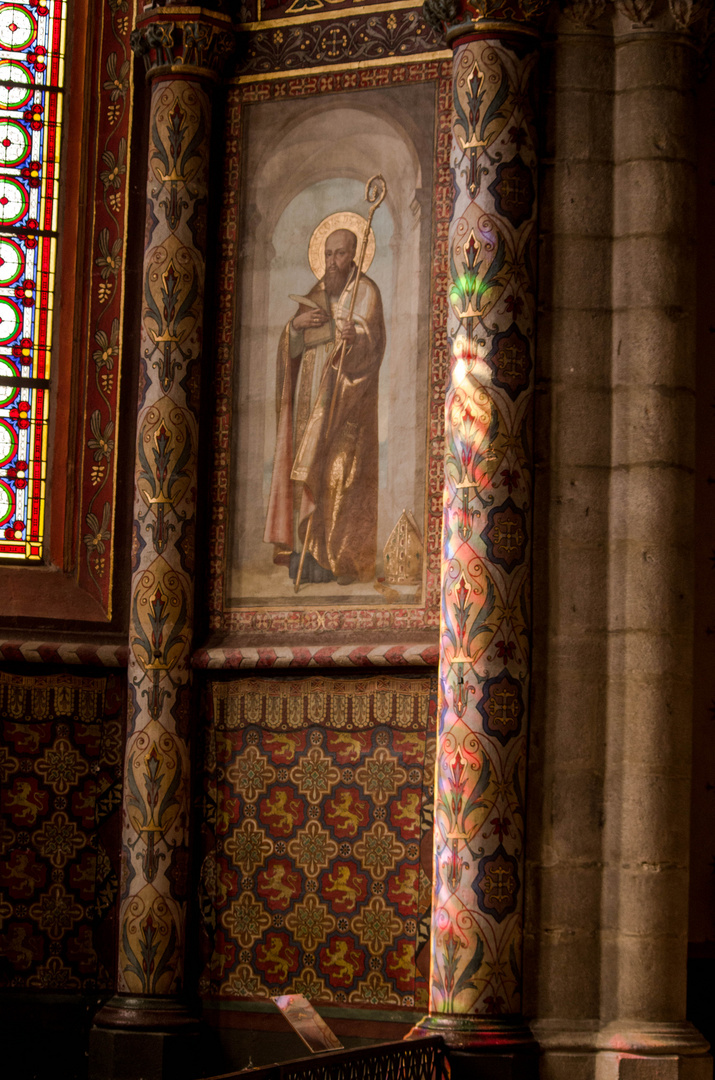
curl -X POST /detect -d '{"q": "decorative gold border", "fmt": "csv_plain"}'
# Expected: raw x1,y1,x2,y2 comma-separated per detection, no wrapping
76,0,136,619
140,4,233,21
231,49,451,83
207,58,451,651
249,0,419,31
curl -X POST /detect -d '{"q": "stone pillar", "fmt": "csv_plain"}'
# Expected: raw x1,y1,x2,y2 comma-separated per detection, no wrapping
528,1,712,1078
91,7,234,1079
598,2,709,1076
411,2,545,1076
526,0,616,1052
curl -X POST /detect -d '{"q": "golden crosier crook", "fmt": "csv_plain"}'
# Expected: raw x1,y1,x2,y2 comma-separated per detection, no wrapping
294,174,388,594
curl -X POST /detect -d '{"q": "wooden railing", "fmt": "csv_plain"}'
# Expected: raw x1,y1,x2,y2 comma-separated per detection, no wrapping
205,1035,450,1079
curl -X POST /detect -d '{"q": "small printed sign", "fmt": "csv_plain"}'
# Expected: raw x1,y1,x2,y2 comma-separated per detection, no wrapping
272,994,344,1054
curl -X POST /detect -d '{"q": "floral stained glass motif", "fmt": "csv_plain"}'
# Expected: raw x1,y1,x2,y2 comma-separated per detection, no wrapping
0,1,65,560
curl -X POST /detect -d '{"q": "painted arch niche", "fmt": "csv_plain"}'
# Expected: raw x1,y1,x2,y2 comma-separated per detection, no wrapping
227,83,435,608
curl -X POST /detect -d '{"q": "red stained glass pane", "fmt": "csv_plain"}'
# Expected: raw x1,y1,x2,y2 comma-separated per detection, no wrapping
0,1,64,561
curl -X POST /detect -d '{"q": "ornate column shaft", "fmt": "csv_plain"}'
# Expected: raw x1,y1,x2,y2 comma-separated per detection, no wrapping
95,4,234,1034
412,1,544,1073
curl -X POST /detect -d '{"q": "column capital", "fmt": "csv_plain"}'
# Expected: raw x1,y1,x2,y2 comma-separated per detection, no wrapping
93,995,200,1031
424,0,715,45
560,0,714,44
130,6,235,81
614,0,714,45
423,0,549,45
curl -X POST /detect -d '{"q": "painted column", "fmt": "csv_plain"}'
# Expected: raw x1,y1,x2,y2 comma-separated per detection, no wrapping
413,1,545,1073
95,4,234,1034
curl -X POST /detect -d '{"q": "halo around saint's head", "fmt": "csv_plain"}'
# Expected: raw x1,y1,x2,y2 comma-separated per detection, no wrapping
308,212,376,280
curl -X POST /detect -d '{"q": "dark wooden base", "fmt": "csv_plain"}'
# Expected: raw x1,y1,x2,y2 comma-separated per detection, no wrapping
89,1027,203,1080
407,1015,539,1080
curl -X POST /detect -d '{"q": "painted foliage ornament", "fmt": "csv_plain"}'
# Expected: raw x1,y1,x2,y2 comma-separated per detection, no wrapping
423,0,550,36
423,0,459,30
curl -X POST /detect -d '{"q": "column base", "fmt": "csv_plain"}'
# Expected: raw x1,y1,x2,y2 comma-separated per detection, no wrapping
93,995,200,1030
530,1020,711,1080
596,1022,711,1080
407,1015,539,1080
90,997,203,1080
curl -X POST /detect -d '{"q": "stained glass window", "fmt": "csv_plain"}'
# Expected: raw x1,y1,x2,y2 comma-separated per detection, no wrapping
0,0,65,561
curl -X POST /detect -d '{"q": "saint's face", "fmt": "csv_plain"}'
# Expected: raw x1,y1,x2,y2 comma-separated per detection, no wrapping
324,231,355,279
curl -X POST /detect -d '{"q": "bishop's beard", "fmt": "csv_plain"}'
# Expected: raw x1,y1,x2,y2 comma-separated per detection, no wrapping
324,264,353,297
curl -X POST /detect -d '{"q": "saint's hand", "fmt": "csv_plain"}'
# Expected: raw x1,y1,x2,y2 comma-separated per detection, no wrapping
293,308,329,331
338,319,356,345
